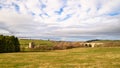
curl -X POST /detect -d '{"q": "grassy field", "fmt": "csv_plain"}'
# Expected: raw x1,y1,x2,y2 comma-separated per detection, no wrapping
19,39,55,47
0,47,120,68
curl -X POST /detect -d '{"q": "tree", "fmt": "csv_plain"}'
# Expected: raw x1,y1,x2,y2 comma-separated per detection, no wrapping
0,35,20,53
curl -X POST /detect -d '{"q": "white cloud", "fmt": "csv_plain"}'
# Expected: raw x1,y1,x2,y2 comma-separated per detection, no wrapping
0,0,120,41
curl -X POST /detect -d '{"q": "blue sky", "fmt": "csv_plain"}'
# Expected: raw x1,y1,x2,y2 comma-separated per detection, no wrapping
0,0,120,41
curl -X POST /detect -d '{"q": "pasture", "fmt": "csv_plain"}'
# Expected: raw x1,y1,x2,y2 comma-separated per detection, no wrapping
19,39,55,47
0,47,120,68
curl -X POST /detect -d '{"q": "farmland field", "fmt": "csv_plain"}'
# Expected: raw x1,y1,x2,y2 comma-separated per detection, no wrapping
0,47,120,68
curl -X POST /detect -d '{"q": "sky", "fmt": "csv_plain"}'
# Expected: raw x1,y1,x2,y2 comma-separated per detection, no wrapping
0,0,120,41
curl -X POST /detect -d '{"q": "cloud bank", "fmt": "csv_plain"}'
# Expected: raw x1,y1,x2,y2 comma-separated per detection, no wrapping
0,0,120,41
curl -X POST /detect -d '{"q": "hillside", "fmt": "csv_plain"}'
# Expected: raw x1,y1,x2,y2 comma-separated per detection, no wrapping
19,39,55,46
19,39,120,52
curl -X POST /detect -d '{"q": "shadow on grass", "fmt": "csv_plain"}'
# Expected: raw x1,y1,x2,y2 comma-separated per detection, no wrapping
20,50,53,53
0,50,53,54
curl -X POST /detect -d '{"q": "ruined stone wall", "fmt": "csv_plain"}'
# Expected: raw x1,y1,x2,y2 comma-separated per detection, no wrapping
80,43,103,47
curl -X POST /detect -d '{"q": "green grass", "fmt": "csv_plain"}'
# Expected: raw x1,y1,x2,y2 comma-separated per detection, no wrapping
0,47,120,68
19,39,55,47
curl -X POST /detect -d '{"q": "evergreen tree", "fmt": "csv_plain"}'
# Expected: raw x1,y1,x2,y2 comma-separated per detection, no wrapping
0,35,20,53
14,37,20,52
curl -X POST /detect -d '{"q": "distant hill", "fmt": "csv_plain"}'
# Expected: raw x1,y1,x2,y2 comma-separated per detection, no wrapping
86,39,120,42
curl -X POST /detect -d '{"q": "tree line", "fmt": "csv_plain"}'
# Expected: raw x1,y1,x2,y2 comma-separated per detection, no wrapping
0,35,20,53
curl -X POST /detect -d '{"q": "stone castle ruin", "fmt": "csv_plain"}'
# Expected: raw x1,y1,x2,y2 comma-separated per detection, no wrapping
28,42,35,48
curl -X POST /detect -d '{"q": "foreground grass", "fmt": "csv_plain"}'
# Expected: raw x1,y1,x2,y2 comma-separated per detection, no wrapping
0,47,120,68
